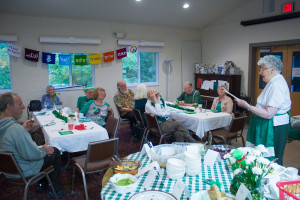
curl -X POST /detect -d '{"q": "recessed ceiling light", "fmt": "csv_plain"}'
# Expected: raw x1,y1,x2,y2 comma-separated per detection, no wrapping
136,0,141,1
183,3,189,8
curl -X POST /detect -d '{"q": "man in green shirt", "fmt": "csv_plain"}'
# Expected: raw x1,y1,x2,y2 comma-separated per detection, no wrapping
177,82,202,107
76,85,95,112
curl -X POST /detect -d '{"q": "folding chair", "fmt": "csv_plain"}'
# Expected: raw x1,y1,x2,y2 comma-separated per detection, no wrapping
0,151,58,200
71,138,119,200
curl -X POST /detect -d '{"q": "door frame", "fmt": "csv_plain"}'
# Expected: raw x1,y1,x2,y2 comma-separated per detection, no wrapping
248,39,300,101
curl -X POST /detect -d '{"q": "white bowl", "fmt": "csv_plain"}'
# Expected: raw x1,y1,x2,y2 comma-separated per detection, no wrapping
167,170,185,180
184,151,201,160
186,168,201,176
167,158,186,168
110,173,138,194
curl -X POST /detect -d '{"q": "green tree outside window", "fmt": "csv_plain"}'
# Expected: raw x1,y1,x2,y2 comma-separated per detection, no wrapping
0,43,11,91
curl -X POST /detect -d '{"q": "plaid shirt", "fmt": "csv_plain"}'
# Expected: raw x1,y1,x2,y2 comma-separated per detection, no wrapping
113,89,135,116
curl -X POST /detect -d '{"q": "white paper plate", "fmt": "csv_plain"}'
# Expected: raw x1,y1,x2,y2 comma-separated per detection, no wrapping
129,190,177,200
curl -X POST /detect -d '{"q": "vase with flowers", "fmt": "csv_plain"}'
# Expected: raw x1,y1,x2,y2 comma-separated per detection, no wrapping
224,145,274,200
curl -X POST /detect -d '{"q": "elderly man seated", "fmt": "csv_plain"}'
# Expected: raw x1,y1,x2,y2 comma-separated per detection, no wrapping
114,80,137,136
145,89,198,143
76,85,95,112
177,82,202,107
0,92,67,199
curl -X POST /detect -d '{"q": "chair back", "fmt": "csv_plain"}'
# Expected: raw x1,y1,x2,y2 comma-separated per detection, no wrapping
27,100,41,119
105,116,119,138
85,138,119,169
144,113,162,137
133,109,145,127
0,151,27,183
228,116,247,134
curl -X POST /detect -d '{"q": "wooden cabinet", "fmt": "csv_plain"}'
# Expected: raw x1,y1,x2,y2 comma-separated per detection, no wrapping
194,74,241,98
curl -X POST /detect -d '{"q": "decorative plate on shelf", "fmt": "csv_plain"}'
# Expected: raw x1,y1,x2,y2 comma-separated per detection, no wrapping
129,190,177,200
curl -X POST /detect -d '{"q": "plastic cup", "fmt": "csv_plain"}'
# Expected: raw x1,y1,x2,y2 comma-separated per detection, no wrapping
68,123,73,130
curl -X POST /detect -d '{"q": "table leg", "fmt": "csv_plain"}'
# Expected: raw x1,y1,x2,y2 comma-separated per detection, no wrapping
208,131,213,145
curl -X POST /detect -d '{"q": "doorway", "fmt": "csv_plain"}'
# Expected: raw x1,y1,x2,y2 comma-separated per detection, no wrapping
249,40,300,116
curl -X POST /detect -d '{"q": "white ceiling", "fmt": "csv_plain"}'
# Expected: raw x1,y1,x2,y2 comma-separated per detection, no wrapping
0,0,250,30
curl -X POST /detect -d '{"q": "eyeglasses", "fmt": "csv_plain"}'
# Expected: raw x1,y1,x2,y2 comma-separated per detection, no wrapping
259,67,270,72
155,93,160,97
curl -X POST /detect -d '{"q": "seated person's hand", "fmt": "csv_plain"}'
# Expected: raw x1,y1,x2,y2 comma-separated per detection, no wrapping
150,113,155,117
178,101,184,106
149,89,157,102
22,119,34,131
42,143,54,155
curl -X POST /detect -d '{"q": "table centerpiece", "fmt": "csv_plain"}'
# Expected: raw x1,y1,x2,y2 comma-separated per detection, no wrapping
224,145,274,200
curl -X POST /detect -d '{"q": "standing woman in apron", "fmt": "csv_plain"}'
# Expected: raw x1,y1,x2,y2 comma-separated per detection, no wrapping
235,55,291,165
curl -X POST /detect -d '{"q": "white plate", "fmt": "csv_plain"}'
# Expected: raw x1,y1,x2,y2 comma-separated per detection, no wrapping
129,190,177,200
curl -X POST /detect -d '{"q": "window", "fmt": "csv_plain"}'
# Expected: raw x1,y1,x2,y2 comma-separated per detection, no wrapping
0,43,12,92
122,52,159,86
48,53,94,89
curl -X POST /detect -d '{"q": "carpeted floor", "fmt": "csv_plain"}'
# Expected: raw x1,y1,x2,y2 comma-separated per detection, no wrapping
0,123,146,200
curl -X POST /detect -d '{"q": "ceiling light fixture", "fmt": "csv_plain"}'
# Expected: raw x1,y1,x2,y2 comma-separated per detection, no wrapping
182,1,190,9
136,0,141,2
183,3,189,8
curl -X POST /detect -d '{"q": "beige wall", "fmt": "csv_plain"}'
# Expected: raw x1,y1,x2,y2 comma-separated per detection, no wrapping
200,0,300,94
0,14,201,120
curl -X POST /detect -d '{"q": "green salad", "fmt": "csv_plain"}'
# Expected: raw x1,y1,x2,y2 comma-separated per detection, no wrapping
114,178,134,186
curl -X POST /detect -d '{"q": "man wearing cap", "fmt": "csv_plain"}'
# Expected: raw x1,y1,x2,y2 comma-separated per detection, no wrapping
76,85,95,112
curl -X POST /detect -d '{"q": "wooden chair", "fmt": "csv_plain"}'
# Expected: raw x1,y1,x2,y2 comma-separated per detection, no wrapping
211,116,247,146
132,109,148,148
0,151,58,200
143,113,173,146
105,116,119,138
71,138,120,200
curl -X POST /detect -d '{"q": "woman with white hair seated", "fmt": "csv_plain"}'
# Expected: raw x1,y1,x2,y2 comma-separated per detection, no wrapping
134,84,148,120
236,55,291,165
41,85,61,109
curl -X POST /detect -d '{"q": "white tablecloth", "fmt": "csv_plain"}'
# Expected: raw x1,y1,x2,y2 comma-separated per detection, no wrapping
34,111,109,152
167,104,232,138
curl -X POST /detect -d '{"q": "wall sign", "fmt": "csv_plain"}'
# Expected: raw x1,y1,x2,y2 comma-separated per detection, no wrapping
282,2,294,13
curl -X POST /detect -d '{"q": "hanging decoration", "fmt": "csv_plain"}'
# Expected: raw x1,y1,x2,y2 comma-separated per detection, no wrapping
103,51,115,63
89,54,101,64
116,48,127,59
59,55,71,65
42,52,55,64
25,48,39,62
74,55,87,65
7,43,21,57
129,45,138,54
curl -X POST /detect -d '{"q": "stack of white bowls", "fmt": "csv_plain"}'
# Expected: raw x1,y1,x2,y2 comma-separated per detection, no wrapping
184,151,202,176
166,158,186,180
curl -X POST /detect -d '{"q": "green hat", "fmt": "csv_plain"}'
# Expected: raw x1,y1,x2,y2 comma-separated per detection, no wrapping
84,85,95,92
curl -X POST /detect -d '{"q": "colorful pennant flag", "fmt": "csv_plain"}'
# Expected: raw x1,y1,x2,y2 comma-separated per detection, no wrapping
42,52,56,64
103,51,115,63
129,45,138,54
89,54,101,64
116,48,127,59
25,48,39,62
59,55,71,65
74,55,87,65
7,43,21,57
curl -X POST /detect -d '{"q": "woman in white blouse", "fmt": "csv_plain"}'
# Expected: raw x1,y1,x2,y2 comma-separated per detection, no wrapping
235,55,291,165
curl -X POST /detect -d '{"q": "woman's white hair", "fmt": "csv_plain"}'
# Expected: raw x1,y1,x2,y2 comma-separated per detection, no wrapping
257,55,283,73
46,85,54,93
134,84,147,100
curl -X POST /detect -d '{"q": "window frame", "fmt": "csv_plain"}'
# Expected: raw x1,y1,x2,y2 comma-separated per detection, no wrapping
0,42,12,94
48,53,95,91
123,51,159,87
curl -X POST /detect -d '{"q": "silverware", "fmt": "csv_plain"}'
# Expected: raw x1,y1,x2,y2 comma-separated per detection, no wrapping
267,158,279,168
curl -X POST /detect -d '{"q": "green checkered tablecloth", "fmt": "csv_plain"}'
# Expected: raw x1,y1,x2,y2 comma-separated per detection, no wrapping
101,152,233,200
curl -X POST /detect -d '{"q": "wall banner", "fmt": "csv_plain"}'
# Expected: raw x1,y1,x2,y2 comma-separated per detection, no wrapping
7,43,21,57
59,55,71,65
42,52,55,64
74,55,87,65
103,51,115,63
116,48,127,59
89,54,101,64
25,48,39,62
